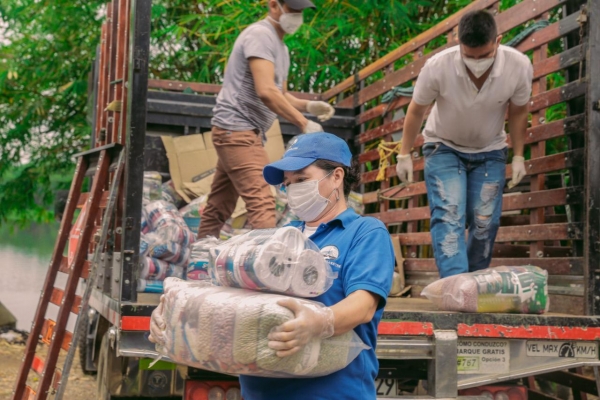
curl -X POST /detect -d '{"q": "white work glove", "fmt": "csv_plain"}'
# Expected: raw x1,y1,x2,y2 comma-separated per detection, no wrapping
148,295,166,345
303,120,323,134
507,155,526,189
268,298,335,357
395,154,413,183
307,101,335,122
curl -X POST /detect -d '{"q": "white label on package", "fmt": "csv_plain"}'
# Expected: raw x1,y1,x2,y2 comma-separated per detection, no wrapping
457,339,510,374
526,341,598,359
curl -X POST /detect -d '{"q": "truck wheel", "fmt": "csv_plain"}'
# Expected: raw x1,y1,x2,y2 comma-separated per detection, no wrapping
96,333,111,400
78,310,96,375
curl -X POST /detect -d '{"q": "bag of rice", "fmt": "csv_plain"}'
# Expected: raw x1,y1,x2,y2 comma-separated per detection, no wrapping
149,278,368,378
421,266,549,314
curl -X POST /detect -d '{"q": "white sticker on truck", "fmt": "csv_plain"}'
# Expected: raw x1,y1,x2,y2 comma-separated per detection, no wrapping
526,341,598,359
457,339,510,374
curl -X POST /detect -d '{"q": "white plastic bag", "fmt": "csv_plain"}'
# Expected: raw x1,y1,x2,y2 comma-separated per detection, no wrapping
207,227,336,297
150,278,368,378
422,266,549,314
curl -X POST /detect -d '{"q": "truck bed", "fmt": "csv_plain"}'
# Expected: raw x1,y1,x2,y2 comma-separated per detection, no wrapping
110,292,600,340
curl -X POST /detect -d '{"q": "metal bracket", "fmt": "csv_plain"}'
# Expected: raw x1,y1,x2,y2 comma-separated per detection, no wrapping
428,330,458,398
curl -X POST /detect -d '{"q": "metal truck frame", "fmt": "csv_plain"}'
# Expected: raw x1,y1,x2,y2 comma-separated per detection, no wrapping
74,0,600,398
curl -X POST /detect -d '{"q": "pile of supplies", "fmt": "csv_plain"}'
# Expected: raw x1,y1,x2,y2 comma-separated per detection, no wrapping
421,265,549,314
150,278,366,378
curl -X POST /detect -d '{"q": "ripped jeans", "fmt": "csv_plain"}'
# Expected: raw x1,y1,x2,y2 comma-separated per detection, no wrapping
423,142,507,278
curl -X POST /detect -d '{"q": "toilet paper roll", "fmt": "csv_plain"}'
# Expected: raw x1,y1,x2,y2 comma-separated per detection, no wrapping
242,241,293,292
287,249,333,297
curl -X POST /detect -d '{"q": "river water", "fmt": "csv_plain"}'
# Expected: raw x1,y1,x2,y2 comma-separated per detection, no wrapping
0,223,76,332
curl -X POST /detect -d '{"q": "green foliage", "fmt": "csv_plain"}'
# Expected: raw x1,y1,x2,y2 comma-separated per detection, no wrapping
0,0,104,226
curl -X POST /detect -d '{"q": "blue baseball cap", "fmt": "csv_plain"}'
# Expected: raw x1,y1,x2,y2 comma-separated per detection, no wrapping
263,132,352,185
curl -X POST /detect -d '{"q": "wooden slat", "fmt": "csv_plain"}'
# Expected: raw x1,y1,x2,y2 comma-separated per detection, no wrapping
493,243,575,258
404,257,583,275
501,214,567,226
392,223,582,246
533,44,583,80
322,0,498,102
77,191,109,209
370,187,580,224
23,386,36,400
58,256,91,280
40,319,72,352
49,288,82,315
148,79,320,101
362,148,584,185
358,113,585,165
338,0,570,108
514,9,581,53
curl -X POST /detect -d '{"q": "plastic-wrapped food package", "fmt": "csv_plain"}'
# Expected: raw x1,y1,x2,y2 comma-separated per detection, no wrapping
139,257,185,281
161,180,187,209
421,266,549,314
276,207,299,228
137,279,164,293
274,185,289,222
143,171,163,201
145,200,183,227
141,207,151,234
188,237,223,281
155,224,195,248
179,195,208,234
151,278,368,378
347,191,364,215
207,227,335,297
140,233,154,256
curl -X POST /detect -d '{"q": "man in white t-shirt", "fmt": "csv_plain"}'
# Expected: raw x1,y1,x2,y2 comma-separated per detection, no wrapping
396,10,532,278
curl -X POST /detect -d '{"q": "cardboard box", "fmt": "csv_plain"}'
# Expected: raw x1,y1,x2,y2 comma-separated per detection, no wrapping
161,120,284,204
264,119,285,162
161,134,217,202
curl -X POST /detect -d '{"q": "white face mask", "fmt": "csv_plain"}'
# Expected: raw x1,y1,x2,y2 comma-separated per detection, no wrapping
287,172,336,222
270,2,303,34
463,56,495,78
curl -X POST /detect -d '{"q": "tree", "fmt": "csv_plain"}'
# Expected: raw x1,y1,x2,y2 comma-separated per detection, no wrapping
0,0,105,226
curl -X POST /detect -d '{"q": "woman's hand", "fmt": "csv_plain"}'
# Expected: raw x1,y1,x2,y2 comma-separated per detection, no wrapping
148,295,166,345
267,298,335,357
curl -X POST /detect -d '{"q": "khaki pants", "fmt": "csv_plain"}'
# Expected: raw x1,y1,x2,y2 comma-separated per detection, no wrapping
198,127,276,238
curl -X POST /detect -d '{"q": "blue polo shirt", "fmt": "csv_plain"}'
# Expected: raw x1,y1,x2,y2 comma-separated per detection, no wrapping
240,208,395,400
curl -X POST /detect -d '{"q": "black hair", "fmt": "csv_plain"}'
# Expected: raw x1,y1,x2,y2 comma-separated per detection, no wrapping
313,158,360,198
458,10,498,48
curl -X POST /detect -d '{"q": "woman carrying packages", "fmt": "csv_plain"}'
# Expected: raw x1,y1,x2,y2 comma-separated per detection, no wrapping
240,132,395,399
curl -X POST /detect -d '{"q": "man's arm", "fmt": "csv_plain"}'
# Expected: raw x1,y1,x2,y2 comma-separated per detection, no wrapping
399,100,430,156
249,57,309,130
508,101,528,157
283,89,309,112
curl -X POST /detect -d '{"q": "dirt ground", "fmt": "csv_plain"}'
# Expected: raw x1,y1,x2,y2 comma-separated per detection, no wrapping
0,338,96,400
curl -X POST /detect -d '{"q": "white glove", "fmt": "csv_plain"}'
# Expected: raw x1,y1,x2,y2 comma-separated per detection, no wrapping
303,120,323,133
507,155,526,189
148,295,166,345
307,101,335,122
268,298,335,357
395,154,413,183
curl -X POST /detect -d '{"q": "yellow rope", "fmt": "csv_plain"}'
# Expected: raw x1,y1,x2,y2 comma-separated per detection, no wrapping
376,140,402,181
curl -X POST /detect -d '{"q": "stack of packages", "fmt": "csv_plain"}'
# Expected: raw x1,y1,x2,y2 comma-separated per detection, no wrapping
139,201,196,293
421,265,549,314
140,173,196,293
151,227,367,378
152,278,368,378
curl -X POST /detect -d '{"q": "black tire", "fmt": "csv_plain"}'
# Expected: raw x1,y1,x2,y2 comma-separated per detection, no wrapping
78,310,96,376
96,333,111,400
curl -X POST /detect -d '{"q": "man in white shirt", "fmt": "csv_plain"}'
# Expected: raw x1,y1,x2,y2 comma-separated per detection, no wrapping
396,10,532,278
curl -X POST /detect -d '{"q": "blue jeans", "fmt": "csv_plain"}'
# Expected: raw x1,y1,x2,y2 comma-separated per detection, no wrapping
423,142,507,278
